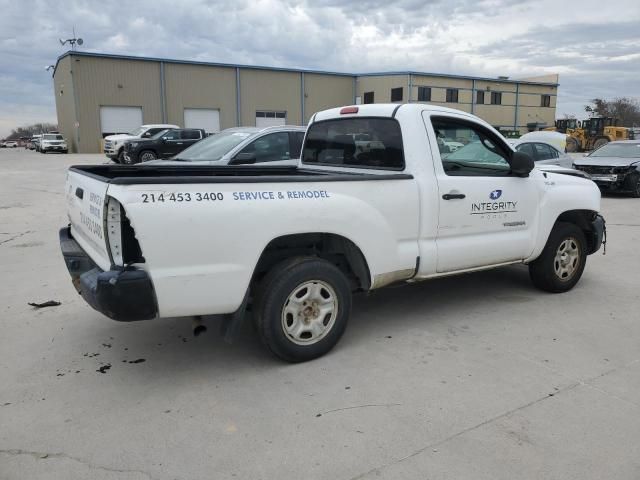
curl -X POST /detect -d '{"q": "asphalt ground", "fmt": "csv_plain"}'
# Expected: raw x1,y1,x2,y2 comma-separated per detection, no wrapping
1,148,639,479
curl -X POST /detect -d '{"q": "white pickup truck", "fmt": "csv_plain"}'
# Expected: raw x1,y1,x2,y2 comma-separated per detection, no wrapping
60,104,605,362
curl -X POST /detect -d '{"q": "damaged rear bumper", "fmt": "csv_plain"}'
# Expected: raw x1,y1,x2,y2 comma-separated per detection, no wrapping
59,227,158,321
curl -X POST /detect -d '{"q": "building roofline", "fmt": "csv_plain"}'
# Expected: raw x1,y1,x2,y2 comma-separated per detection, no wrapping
53,50,559,87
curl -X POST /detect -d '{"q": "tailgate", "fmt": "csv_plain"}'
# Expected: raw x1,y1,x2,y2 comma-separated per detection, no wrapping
65,170,112,271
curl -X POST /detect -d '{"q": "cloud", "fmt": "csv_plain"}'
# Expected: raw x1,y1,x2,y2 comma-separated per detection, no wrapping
1,0,639,137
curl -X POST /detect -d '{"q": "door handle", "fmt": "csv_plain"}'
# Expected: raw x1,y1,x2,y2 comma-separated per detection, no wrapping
442,193,465,200
75,187,84,199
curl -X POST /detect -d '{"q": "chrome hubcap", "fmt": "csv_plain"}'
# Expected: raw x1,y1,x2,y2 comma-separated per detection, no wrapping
141,152,155,162
554,237,580,281
281,280,338,345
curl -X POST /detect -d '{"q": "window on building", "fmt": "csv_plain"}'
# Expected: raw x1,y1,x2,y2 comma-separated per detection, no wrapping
476,90,485,105
363,91,375,104
491,92,502,105
541,95,551,107
417,86,431,102
446,89,459,103
391,87,403,102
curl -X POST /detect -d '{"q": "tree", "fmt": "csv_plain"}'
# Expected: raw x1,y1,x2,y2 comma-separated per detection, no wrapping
585,97,640,127
5,123,58,140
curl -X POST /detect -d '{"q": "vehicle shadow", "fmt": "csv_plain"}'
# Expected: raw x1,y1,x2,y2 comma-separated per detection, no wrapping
90,264,537,379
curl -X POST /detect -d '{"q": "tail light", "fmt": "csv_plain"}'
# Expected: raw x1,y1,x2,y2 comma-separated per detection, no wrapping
106,197,144,267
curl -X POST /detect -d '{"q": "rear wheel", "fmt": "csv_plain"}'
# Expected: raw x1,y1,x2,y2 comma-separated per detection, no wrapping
139,150,156,163
529,222,587,293
254,257,352,362
593,138,609,150
565,137,579,152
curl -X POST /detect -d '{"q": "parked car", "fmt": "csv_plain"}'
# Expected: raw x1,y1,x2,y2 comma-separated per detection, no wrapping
39,133,68,154
573,140,640,197
510,139,573,168
4,141,18,148
32,134,43,152
122,128,206,164
148,125,306,166
60,104,605,362
104,124,179,163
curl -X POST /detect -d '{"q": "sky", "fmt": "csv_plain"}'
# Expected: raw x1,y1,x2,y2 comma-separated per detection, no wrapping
1,0,639,138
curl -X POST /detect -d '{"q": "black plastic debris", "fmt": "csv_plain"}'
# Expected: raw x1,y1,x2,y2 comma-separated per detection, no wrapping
96,364,111,374
28,300,61,308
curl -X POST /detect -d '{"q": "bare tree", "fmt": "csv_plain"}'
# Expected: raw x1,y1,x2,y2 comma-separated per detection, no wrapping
585,98,640,127
4,123,58,140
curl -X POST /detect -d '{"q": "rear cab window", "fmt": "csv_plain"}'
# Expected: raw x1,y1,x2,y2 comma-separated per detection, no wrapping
302,118,404,170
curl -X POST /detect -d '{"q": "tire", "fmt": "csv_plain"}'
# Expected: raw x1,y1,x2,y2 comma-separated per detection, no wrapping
139,150,156,163
254,257,352,362
117,149,125,164
529,222,587,293
566,137,579,153
629,173,640,198
593,138,609,150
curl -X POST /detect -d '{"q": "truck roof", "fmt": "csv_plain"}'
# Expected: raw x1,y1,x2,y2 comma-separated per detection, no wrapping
312,103,498,131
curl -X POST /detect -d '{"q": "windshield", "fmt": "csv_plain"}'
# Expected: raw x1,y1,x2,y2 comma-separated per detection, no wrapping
127,127,146,136
175,130,253,161
590,143,640,158
43,134,63,140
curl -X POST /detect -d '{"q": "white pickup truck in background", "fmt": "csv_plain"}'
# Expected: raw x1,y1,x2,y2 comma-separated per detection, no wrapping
61,104,605,362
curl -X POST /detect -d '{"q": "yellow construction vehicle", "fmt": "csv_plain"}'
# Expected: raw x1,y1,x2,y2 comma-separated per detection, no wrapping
565,117,632,152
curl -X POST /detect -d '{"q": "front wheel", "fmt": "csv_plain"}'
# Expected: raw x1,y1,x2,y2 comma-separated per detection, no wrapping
529,222,587,293
566,137,579,152
593,138,609,150
255,257,352,362
117,149,126,164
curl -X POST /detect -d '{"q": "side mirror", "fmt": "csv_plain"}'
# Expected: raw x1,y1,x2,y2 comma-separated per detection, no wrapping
510,151,534,177
161,137,168,142
230,152,256,165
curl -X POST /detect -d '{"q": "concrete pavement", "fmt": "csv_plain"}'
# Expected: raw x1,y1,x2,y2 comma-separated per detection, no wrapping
1,149,639,479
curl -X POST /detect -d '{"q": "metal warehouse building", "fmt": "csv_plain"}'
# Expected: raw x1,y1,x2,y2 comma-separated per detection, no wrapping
52,51,559,153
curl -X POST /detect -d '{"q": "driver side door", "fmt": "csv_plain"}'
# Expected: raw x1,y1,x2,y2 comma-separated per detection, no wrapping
424,114,540,273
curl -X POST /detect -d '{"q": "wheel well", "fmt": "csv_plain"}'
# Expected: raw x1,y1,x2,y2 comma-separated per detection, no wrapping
252,233,371,292
555,210,598,252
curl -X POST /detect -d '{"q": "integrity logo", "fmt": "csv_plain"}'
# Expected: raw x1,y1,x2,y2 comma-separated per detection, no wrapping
471,201,518,215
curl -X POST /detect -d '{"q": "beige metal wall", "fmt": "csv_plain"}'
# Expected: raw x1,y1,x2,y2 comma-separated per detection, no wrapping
239,69,302,126
164,63,237,129
356,75,408,103
53,53,559,151
303,73,353,123
53,56,78,152
72,56,163,152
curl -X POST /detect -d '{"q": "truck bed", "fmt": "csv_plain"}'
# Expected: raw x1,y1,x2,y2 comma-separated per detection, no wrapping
69,164,413,185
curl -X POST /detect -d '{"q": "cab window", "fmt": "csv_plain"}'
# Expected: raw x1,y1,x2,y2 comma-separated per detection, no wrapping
162,130,181,141
238,132,291,163
515,143,535,158
431,118,511,176
533,143,557,160
302,118,404,170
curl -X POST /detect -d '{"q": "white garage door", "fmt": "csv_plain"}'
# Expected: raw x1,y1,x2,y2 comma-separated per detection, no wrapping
184,108,221,134
99,106,143,136
256,111,286,128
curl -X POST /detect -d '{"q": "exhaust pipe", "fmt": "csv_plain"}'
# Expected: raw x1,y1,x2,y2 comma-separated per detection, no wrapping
192,316,207,337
